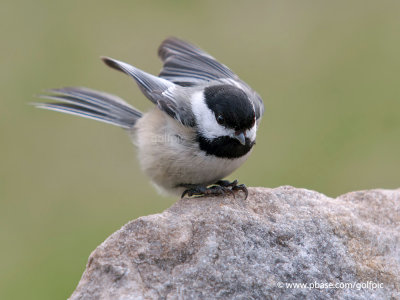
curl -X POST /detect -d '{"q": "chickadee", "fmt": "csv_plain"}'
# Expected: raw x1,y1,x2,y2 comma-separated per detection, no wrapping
35,38,264,198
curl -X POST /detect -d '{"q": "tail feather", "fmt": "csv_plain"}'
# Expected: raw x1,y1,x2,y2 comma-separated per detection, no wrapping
34,87,142,129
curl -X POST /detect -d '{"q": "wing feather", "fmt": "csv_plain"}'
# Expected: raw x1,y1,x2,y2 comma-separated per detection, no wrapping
158,37,237,85
102,57,195,126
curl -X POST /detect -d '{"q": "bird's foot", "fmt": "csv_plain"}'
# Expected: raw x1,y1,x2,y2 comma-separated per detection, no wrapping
181,180,248,199
181,184,233,198
215,180,248,199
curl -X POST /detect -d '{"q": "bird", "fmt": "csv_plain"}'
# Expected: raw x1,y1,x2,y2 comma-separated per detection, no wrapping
34,37,264,198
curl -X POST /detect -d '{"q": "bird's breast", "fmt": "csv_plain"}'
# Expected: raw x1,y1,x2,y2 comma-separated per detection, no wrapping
132,109,253,195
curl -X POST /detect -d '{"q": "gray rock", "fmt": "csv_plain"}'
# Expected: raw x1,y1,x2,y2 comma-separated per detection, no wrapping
69,186,400,299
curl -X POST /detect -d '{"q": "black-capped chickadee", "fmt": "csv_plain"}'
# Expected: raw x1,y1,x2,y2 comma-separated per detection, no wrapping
35,38,264,198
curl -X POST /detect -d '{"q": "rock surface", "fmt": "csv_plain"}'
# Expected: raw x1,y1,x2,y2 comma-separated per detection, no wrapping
69,186,400,299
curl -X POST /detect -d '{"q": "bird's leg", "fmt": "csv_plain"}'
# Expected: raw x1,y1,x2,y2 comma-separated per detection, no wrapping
181,184,207,198
180,180,248,199
215,179,238,188
180,184,234,199
215,180,248,199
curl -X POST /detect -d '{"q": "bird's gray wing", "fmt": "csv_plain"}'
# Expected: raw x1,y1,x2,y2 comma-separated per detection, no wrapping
158,37,264,120
158,37,238,86
253,92,264,122
102,57,195,127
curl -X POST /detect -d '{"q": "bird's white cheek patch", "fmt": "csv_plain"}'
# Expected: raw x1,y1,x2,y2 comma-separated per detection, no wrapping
191,91,233,140
246,124,257,142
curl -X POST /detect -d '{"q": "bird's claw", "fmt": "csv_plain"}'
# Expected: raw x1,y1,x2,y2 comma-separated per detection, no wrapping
232,184,248,199
181,180,248,199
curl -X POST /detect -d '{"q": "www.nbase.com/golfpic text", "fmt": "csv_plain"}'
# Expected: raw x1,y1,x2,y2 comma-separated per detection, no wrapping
276,281,384,290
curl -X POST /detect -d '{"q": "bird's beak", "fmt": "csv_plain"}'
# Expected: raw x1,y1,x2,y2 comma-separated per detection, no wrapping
234,132,246,145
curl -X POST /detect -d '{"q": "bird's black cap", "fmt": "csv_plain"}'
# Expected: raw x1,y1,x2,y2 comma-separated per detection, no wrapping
204,84,255,131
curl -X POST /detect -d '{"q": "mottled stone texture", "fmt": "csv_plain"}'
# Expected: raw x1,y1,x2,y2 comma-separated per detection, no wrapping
69,186,400,299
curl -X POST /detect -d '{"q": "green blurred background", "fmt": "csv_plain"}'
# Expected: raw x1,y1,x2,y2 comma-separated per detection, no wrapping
1,1,399,299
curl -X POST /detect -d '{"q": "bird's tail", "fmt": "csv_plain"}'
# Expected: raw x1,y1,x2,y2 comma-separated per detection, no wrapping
34,87,142,129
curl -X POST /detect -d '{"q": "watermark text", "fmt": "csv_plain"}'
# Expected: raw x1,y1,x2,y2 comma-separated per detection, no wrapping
276,281,383,290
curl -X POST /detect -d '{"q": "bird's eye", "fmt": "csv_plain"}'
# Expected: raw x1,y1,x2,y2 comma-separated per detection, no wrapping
216,115,225,125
